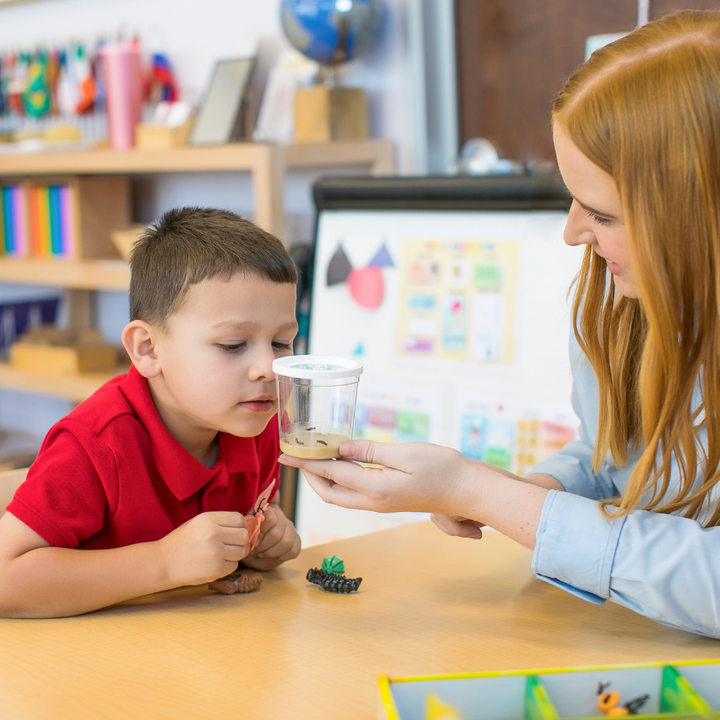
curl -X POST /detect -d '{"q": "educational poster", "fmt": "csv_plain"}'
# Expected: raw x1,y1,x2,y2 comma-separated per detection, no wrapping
354,380,444,445
453,392,579,476
398,240,520,364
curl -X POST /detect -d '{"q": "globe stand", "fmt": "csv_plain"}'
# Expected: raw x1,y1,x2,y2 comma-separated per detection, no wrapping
293,64,369,144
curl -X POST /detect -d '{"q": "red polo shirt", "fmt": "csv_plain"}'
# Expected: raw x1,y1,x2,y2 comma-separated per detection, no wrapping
8,365,280,549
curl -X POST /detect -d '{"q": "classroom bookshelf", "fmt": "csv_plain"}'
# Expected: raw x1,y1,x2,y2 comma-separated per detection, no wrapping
0,140,394,477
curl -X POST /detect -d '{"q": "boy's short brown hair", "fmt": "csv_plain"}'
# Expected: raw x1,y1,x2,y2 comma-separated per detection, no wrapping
129,207,298,328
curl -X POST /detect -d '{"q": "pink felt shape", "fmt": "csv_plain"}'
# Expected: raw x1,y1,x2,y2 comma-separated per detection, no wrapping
348,266,384,309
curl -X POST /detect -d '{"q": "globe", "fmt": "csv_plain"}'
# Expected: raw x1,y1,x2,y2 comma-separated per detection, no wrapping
281,0,384,67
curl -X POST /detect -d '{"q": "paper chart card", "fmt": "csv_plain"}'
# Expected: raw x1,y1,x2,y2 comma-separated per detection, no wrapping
397,239,520,365
453,392,579,476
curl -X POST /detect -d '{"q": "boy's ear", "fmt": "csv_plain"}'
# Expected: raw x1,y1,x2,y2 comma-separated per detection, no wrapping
121,320,161,378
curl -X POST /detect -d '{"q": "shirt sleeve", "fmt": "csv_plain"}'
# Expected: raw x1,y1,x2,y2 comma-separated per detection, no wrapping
7,424,111,548
532,489,720,638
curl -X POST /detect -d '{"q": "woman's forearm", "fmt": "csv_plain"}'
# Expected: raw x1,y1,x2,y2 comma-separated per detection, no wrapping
454,463,552,550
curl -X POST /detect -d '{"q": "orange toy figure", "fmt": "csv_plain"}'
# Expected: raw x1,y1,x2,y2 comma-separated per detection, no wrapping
245,479,276,553
597,682,649,717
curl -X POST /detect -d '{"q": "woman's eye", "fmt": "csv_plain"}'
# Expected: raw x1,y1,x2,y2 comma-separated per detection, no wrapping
588,210,612,226
218,343,246,353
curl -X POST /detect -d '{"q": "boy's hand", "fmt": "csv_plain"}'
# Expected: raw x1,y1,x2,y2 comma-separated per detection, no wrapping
158,512,249,587
242,504,300,571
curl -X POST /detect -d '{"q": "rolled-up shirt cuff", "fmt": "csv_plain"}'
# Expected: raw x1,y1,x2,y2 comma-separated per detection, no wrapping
530,443,615,499
531,489,627,603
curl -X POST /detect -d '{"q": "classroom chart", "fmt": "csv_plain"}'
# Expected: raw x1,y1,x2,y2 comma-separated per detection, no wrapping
398,238,520,365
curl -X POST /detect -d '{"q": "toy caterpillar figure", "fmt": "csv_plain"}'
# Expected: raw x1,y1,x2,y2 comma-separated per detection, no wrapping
597,682,650,716
306,567,362,593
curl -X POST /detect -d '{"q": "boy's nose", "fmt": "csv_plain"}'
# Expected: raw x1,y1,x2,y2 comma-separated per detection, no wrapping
248,349,276,383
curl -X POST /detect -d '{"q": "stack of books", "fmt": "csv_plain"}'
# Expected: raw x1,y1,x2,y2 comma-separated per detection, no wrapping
0,183,78,258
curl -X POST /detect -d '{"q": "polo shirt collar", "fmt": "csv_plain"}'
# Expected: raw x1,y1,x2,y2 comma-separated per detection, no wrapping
119,366,259,501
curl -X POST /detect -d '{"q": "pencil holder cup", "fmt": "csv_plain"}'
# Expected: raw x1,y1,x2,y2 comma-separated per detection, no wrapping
99,42,142,150
273,355,363,459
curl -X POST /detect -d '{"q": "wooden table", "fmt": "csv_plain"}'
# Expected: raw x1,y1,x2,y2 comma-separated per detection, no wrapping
0,522,718,720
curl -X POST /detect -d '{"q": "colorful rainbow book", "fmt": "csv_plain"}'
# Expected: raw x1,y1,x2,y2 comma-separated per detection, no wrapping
11,186,28,257
29,186,42,257
37,185,51,257
1,186,11,254
59,185,77,259
48,185,62,256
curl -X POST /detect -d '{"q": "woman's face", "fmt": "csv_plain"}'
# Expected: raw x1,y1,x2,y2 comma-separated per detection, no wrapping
553,123,638,298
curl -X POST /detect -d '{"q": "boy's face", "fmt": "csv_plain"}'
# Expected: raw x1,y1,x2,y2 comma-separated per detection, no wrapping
150,273,298,446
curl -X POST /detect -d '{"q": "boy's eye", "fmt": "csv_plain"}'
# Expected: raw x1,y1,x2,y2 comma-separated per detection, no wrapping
218,343,246,353
273,342,293,351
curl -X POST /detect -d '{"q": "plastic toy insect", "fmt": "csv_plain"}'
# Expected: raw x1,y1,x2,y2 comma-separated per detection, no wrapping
597,682,650,716
206,480,278,595
208,571,262,595
306,565,362,593
246,478,277,553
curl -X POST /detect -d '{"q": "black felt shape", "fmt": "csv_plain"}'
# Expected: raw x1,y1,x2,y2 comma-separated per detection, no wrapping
326,244,353,286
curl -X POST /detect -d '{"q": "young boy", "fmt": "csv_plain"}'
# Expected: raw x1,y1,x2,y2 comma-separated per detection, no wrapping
0,207,301,618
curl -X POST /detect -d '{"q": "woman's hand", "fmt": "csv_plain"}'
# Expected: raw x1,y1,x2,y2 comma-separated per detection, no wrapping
279,440,482,518
281,439,552,551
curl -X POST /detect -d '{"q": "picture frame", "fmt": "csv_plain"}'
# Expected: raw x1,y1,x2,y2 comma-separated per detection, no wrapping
188,57,256,146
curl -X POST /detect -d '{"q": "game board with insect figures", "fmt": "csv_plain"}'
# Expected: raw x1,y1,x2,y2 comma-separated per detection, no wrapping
379,659,720,720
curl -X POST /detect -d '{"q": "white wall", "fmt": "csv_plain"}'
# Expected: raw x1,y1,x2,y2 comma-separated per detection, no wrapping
0,0,428,439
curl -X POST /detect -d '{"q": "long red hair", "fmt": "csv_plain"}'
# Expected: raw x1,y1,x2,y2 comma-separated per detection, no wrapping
553,11,720,523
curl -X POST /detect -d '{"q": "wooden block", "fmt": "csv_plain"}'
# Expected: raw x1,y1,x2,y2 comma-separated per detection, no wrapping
135,117,194,149
294,87,369,144
10,342,118,376
111,225,146,260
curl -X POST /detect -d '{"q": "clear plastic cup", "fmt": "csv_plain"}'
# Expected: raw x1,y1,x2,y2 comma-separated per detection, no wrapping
273,355,363,459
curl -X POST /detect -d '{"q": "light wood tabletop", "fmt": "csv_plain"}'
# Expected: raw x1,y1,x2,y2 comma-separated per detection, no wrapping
0,521,717,720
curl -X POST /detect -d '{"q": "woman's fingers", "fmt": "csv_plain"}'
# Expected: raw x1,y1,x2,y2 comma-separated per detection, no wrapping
301,467,383,512
430,513,483,539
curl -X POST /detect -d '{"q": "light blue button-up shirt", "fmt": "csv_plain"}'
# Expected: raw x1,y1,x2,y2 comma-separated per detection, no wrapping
530,330,720,638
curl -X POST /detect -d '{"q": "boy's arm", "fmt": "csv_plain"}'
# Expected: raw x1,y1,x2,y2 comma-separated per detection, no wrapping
0,510,250,618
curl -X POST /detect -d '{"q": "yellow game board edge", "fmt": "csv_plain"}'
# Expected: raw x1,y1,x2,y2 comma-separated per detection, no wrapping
382,658,720,686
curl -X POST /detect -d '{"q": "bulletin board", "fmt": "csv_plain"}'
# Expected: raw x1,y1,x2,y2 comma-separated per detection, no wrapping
297,176,582,546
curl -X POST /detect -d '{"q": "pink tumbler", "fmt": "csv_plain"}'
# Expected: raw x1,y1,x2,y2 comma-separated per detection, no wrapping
100,42,142,150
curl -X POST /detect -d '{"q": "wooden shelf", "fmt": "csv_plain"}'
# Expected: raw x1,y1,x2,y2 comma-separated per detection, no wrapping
283,140,395,173
0,143,275,175
0,140,394,176
0,139,394,242
0,362,126,403
0,258,130,291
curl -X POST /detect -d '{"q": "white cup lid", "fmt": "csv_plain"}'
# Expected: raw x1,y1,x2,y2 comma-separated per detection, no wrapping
273,355,363,380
